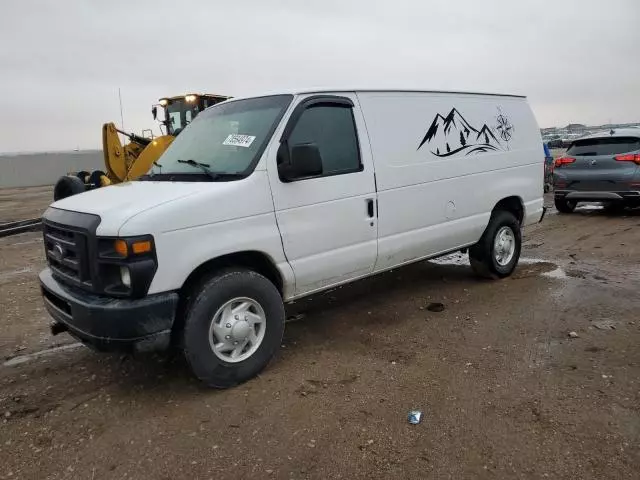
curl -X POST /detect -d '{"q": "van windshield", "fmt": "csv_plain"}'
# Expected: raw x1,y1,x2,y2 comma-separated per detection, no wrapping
153,95,292,179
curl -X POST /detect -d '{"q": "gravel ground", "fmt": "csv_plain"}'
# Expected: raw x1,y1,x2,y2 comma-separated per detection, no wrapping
0,186,52,223
0,188,639,479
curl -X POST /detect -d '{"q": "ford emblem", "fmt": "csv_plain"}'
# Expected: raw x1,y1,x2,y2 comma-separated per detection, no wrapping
52,243,65,262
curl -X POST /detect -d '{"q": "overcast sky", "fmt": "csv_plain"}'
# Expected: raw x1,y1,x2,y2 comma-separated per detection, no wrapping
1,0,639,153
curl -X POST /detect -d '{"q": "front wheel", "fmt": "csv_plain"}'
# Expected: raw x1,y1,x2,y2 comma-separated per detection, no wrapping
182,269,285,388
469,210,522,279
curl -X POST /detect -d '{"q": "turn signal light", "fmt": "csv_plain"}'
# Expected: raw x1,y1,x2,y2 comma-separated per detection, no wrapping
114,239,128,256
114,238,152,257
554,157,576,167
131,240,152,254
615,154,640,165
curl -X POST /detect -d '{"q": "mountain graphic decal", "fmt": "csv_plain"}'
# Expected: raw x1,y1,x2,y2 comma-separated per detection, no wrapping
418,108,503,157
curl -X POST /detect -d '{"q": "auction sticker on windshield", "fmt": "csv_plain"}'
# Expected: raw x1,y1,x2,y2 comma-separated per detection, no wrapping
223,134,256,148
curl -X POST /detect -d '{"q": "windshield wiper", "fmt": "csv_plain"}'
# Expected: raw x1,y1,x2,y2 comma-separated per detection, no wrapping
176,159,246,181
177,159,219,180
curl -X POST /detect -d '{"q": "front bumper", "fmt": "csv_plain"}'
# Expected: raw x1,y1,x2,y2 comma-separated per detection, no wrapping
39,268,179,352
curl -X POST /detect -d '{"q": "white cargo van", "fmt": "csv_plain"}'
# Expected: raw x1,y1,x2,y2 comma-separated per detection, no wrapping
39,89,544,387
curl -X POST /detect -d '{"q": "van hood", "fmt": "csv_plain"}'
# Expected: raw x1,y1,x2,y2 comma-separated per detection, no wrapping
49,172,274,237
51,181,209,233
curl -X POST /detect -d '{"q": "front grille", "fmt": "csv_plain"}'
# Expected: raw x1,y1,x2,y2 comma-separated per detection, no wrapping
41,208,101,293
43,222,92,288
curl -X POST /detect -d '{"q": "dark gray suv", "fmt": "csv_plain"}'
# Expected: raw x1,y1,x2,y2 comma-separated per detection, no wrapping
553,129,640,213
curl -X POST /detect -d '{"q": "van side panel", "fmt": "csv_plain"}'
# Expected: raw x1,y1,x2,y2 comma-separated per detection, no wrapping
355,91,543,272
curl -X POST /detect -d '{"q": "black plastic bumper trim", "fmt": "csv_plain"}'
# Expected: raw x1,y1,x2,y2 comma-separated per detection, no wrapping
39,268,178,352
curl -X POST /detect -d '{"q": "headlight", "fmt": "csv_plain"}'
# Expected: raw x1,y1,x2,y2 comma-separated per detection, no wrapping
97,235,157,298
185,94,197,103
159,98,168,106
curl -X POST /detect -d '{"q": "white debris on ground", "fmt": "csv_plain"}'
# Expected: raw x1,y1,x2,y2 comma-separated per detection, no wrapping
3,343,84,367
429,253,469,266
542,266,569,279
592,320,617,330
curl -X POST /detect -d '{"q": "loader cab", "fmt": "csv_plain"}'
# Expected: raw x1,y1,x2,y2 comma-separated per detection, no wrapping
153,94,230,136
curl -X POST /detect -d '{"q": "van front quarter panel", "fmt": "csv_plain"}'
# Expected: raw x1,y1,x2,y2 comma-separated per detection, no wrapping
117,170,295,298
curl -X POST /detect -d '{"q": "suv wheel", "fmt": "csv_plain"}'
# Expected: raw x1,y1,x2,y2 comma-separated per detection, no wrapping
554,197,577,214
469,210,521,279
182,269,285,388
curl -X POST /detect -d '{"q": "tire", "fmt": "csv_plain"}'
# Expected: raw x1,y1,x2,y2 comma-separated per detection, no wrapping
554,197,576,214
53,175,86,201
469,210,521,279
182,269,285,388
75,171,90,183
87,170,107,189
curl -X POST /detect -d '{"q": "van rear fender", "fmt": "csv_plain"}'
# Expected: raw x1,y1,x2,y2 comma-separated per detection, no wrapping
492,196,525,225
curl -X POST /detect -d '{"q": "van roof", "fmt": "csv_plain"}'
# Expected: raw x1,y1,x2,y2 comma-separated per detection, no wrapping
295,88,525,98
226,88,526,101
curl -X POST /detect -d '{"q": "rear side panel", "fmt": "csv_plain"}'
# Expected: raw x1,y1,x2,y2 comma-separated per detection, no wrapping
356,91,543,272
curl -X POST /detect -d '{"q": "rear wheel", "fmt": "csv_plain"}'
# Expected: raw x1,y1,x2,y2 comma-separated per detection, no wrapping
469,210,521,279
182,269,285,388
554,197,576,214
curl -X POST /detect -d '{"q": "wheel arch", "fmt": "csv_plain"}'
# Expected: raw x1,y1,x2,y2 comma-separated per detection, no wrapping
172,251,286,341
180,250,284,297
492,196,525,224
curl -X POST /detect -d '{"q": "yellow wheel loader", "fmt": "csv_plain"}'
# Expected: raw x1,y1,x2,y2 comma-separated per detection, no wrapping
53,93,230,201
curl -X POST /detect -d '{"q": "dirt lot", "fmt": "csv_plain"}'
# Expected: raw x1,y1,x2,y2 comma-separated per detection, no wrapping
0,186,53,223
1,188,639,479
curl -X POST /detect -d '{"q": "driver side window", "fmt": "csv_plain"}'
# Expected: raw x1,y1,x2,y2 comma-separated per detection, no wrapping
288,105,362,178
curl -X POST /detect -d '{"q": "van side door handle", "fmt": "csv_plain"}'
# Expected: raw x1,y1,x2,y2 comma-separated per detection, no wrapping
366,198,375,218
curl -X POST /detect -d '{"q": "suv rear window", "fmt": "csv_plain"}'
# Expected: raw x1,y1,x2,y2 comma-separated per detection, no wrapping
567,136,640,156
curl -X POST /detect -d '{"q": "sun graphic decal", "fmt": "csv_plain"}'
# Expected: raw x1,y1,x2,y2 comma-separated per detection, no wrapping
495,113,513,142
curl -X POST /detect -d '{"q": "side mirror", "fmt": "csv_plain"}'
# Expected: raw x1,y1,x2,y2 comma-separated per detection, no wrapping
151,106,158,120
278,143,323,181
